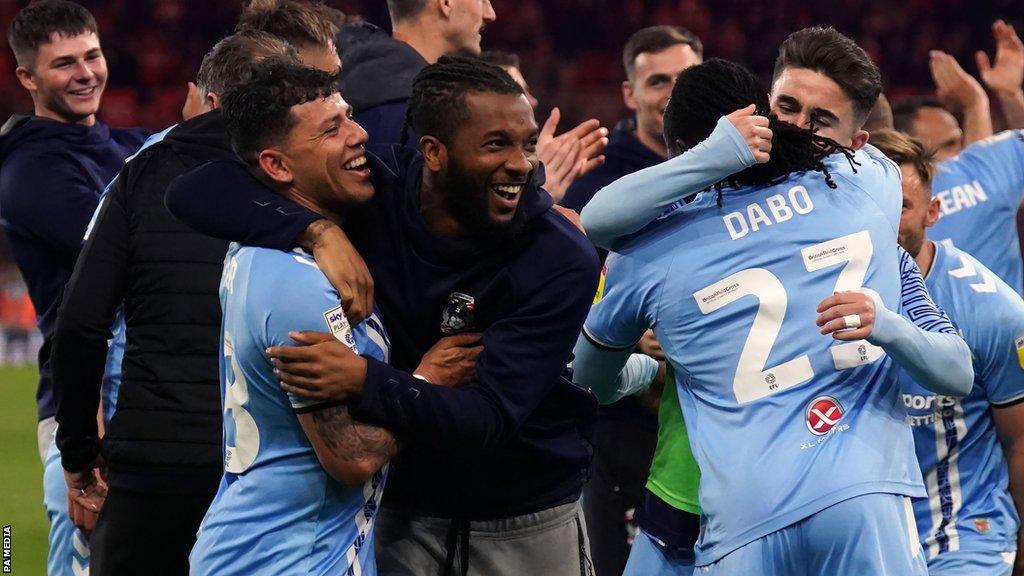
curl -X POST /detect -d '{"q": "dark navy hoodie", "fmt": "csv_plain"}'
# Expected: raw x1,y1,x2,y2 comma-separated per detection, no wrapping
0,115,146,421
336,21,427,146
165,145,600,519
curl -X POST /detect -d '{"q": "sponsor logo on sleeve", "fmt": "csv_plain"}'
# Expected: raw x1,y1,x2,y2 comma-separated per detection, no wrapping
323,305,357,352
1015,335,1024,371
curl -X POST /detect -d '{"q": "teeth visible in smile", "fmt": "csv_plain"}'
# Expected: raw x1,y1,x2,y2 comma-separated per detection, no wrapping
343,156,367,170
69,87,95,95
493,184,523,199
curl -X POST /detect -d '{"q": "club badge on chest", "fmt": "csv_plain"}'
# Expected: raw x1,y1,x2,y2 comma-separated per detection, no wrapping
441,292,476,335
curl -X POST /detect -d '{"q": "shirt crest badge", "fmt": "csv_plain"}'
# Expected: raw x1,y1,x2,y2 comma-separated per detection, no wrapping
441,292,476,335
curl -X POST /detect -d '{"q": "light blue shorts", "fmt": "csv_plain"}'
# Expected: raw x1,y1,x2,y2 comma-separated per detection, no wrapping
42,426,91,576
698,492,928,575
623,530,696,576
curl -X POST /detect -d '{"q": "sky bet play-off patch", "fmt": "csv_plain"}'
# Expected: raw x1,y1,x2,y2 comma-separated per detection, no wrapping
324,305,357,352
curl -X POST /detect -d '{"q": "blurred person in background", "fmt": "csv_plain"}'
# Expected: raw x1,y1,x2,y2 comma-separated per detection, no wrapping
235,0,344,74
337,0,496,145
50,14,350,572
891,22,1024,294
863,92,894,132
560,26,702,215
0,2,148,574
482,50,608,203
873,128,1024,576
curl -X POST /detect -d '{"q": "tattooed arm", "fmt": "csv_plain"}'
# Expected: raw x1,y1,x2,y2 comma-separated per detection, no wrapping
297,406,398,486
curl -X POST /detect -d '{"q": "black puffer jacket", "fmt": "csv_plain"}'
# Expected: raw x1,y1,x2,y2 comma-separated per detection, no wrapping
52,110,233,495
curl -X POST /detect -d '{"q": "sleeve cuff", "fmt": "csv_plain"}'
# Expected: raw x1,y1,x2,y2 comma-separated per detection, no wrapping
57,437,101,473
347,356,395,425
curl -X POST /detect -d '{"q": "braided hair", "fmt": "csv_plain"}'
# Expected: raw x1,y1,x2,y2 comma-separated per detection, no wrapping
402,55,524,147
663,58,858,207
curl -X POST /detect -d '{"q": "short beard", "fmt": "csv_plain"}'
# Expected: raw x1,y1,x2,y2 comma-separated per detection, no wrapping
442,158,526,243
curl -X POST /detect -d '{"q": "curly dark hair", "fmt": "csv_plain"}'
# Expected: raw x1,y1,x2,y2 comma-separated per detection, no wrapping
663,58,858,206
402,55,523,146
221,57,338,165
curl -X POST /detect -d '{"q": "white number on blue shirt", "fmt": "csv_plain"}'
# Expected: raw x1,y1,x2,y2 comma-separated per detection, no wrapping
695,231,883,403
223,331,260,473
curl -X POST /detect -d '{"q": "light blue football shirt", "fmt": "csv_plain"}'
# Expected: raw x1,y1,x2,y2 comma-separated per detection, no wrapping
584,146,926,565
929,130,1024,294
901,242,1024,561
190,243,391,576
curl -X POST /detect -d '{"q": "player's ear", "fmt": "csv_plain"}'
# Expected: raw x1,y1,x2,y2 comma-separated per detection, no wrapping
925,196,941,227
420,136,447,172
622,80,638,111
15,66,37,92
850,129,869,151
258,149,293,186
437,0,452,19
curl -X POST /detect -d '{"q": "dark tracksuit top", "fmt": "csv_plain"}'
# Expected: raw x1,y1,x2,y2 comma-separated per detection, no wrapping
165,145,600,520
336,21,427,146
0,115,147,421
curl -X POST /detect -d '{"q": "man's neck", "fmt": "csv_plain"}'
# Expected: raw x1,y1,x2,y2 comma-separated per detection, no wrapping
634,126,667,159
34,104,95,127
392,23,447,64
281,186,346,229
418,172,462,237
915,239,937,279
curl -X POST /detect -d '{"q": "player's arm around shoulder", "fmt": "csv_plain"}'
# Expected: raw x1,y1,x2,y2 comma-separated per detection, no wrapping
249,249,397,486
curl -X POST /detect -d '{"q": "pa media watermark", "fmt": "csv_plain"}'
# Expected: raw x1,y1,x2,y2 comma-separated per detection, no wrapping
3,524,10,574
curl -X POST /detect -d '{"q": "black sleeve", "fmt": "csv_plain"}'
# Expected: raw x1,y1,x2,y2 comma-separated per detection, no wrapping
52,173,132,473
350,236,600,455
164,160,323,250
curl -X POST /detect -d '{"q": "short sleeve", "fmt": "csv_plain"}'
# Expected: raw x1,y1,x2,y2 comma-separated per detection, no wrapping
582,249,666,350
977,291,1024,407
958,130,1024,207
247,251,356,412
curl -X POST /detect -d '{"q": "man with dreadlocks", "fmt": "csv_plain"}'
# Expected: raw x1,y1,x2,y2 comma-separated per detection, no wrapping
572,56,973,574
166,55,599,575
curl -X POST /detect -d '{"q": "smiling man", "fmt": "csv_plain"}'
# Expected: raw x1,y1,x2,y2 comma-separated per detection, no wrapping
0,2,147,575
166,55,600,575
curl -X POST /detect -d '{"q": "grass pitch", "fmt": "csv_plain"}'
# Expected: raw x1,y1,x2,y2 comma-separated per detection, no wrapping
0,366,48,575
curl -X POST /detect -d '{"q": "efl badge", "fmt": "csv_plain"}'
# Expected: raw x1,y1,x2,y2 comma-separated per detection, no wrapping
440,292,476,335
806,396,844,436
974,518,991,534
1015,335,1024,370
323,305,358,352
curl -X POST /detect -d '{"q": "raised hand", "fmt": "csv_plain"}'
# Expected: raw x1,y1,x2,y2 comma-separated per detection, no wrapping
725,104,772,164
976,20,1024,96
537,107,608,202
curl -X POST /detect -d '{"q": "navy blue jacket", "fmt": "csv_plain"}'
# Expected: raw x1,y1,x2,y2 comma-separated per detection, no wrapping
166,146,600,519
0,115,146,421
337,21,426,146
